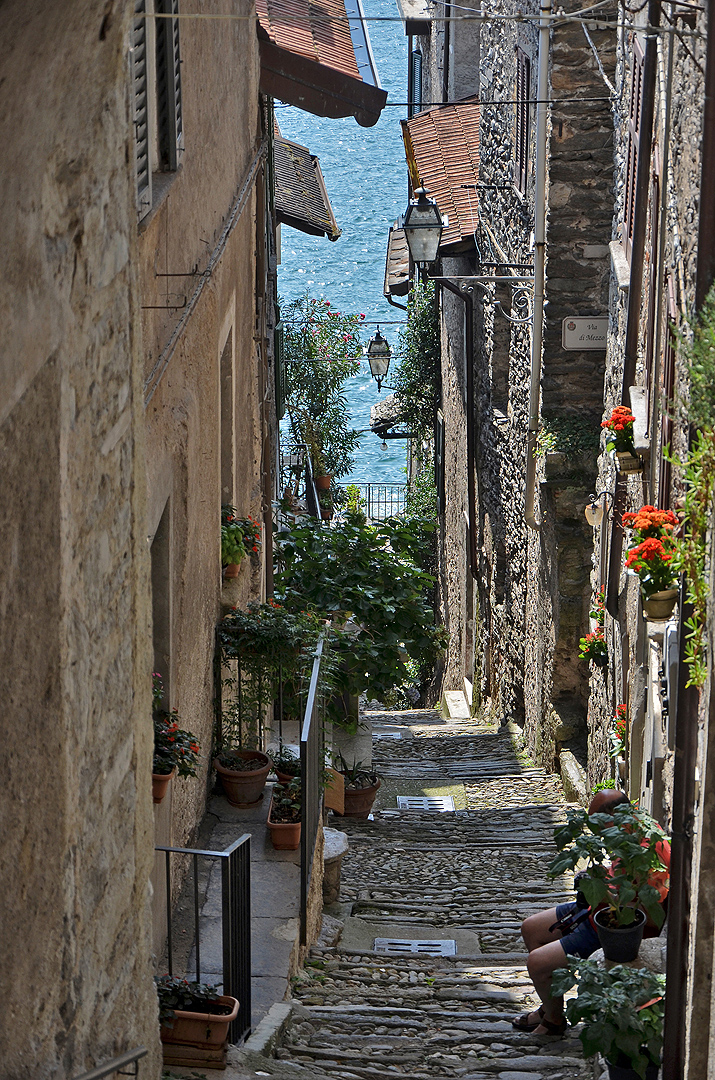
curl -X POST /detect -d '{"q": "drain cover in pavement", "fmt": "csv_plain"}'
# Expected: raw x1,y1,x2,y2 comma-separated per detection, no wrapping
373,731,403,739
396,795,455,811
374,938,457,956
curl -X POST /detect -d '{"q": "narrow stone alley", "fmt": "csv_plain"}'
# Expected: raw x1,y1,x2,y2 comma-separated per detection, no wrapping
223,708,593,1080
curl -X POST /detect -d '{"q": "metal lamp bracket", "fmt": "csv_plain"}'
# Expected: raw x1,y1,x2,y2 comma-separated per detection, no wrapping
432,275,534,324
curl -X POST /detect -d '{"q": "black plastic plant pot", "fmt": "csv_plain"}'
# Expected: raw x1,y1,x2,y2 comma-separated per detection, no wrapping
594,907,646,962
606,1053,659,1080
591,653,608,668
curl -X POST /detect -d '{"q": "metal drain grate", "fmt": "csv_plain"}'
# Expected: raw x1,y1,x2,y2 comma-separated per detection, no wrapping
396,795,455,811
373,731,403,739
374,938,457,956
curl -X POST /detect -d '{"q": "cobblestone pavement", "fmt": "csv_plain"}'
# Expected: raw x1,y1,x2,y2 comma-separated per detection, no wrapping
243,711,591,1080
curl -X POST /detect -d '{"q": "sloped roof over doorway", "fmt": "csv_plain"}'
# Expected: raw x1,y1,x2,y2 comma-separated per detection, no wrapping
401,97,481,252
257,0,387,127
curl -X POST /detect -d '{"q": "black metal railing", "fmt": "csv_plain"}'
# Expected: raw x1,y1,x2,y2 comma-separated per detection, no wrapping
279,445,320,518
155,834,252,1043
336,482,406,520
301,635,326,945
72,1047,148,1080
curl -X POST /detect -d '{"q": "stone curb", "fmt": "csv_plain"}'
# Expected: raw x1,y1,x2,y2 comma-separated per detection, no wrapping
236,1001,294,1068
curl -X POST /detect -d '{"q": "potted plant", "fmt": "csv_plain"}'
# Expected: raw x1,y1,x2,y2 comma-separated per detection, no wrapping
552,960,664,1080
271,745,301,783
267,777,302,849
214,747,273,807
625,538,678,619
334,755,381,819
610,703,627,759
318,489,333,521
152,674,201,804
602,405,642,473
155,974,239,1060
550,802,669,962
221,505,247,578
579,628,608,667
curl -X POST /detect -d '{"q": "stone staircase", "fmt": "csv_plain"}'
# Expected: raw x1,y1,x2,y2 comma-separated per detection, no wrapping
230,711,592,1080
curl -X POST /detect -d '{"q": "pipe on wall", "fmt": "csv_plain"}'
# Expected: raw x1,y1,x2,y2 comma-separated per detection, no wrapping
524,0,551,531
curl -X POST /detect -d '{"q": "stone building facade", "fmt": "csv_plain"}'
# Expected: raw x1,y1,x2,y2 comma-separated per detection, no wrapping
404,0,614,777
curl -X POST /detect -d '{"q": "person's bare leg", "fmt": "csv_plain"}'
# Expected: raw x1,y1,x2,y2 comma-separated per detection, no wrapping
521,908,561,952
514,909,564,1028
526,940,569,1030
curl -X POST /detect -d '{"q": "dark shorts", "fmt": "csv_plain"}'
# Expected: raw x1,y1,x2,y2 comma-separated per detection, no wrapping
555,901,600,959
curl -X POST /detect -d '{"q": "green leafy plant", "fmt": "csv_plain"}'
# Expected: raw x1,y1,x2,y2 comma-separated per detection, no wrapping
154,975,222,1026
592,778,616,793
217,602,330,749
405,468,438,520
392,281,441,448
274,516,448,706
334,753,380,789
271,777,302,822
552,960,664,1079
549,801,669,929
283,294,363,480
537,416,600,458
579,629,607,664
271,745,301,776
152,673,201,777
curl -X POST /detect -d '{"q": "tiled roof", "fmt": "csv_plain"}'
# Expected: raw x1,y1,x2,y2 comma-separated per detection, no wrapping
383,225,410,297
257,0,387,126
257,0,360,79
274,136,341,241
402,98,481,251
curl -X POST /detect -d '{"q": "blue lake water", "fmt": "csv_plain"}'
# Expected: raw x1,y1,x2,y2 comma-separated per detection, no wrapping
276,0,408,485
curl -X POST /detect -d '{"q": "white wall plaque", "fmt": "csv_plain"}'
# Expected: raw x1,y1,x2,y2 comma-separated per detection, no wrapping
561,316,608,350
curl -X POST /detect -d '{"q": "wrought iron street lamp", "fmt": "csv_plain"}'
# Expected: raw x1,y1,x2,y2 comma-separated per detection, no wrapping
401,187,446,267
366,327,392,391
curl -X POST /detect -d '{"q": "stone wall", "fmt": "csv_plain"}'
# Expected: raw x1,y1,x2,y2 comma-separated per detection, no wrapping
0,2,161,1075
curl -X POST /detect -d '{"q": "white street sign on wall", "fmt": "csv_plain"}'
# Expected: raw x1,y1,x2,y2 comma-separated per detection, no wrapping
561,316,608,350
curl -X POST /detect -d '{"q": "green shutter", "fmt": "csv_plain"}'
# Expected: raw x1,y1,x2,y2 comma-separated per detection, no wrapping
275,322,286,420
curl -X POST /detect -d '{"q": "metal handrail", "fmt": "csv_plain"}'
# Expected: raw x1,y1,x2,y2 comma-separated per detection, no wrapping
72,1047,148,1080
300,635,325,945
155,833,252,1043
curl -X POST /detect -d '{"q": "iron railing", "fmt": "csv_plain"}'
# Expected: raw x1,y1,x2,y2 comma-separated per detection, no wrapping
301,635,326,945
72,1048,148,1080
336,482,406,520
279,445,320,518
155,834,252,1043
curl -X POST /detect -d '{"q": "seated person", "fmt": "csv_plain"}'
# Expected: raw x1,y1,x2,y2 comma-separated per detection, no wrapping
512,789,670,1037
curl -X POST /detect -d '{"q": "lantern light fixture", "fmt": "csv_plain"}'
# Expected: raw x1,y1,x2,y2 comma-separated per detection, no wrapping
401,187,447,268
585,491,612,527
366,327,392,392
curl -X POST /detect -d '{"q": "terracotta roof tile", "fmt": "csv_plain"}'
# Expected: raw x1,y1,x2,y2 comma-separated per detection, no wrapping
402,98,481,250
257,0,360,81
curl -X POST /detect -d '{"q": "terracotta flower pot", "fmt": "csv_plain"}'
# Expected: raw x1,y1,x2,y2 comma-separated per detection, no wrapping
214,751,272,807
616,451,642,474
275,769,300,784
314,475,332,490
223,562,241,579
152,768,176,804
594,907,646,962
320,509,332,521
642,588,678,620
267,796,302,850
338,778,381,819
160,994,239,1047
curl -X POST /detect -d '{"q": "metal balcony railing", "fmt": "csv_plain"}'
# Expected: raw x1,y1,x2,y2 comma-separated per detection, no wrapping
155,834,252,1043
336,482,406,521
72,1047,148,1080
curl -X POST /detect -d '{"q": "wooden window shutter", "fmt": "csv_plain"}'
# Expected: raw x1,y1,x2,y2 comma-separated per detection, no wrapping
409,50,423,118
624,39,644,261
275,322,286,420
515,50,531,195
156,0,184,171
132,0,152,219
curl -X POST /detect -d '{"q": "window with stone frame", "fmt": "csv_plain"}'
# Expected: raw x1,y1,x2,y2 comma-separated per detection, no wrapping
132,0,184,221
514,49,531,196
623,39,644,262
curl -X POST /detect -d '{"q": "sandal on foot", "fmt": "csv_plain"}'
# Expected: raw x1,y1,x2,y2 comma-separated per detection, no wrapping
533,1016,568,1038
511,1006,544,1032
